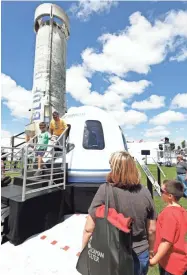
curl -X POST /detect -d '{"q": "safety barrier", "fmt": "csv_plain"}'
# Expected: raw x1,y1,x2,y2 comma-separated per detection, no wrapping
1,128,68,201
1,146,23,177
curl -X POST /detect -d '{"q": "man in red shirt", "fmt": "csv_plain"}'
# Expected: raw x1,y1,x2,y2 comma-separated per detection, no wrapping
150,180,187,275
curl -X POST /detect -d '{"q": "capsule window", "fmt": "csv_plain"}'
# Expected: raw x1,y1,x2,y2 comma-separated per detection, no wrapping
83,120,105,150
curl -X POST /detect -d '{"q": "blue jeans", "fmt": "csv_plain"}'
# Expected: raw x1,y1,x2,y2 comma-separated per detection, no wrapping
177,174,187,197
133,249,149,275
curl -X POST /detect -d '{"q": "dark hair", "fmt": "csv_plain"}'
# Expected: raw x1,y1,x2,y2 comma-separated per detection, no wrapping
53,111,59,116
164,179,184,201
39,122,46,127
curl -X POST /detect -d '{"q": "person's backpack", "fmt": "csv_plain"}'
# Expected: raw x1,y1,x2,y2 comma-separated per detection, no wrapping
76,183,134,275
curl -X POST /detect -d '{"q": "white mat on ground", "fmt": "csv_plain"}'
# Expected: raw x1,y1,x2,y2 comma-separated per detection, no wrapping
0,214,87,275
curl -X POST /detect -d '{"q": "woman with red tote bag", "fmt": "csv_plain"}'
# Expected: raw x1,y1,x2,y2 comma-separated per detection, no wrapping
76,182,133,275
77,151,157,275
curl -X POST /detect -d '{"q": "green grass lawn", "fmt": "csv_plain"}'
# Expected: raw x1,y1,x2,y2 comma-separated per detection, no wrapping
138,164,187,275
139,164,187,211
4,160,22,178
5,171,21,178
4,164,187,275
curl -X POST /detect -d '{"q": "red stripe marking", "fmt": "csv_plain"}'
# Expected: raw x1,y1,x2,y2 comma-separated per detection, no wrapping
62,246,69,251
40,235,47,240
76,252,81,257
51,240,57,245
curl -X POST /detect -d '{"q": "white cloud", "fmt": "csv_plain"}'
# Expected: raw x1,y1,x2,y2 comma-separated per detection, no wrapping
132,95,165,110
82,10,187,76
83,91,126,111
66,66,150,114
69,0,118,21
66,66,148,126
171,93,187,108
66,66,124,111
83,77,151,111
1,129,26,152
170,47,187,62
105,76,151,100
66,66,92,102
1,74,32,119
66,9,187,127
110,110,147,126
1,130,12,147
149,110,186,125
144,126,170,138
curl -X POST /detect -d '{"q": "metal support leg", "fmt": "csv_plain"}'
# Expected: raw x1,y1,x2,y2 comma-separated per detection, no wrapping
62,135,66,189
147,177,153,198
49,147,54,186
22,146,28,201
157,167,161,186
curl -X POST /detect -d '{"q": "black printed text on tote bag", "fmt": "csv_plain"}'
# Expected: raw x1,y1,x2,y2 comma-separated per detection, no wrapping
76,183,134,275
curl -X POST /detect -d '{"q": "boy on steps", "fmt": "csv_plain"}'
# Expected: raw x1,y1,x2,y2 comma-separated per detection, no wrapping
34,122,50,176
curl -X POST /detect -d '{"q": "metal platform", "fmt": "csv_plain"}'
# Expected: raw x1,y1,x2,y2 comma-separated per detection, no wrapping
1,184,29,206
1,176,49,206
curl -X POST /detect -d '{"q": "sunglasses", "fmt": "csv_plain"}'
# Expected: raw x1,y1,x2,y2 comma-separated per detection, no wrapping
160,188,167,194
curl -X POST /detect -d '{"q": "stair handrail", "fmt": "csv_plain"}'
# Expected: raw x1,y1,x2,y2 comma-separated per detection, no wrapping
136,158,161,196
41,125,69,160
2,125,70,160
1,134,38,160
52,125,69,146
152,157,166,177
21,127,69,201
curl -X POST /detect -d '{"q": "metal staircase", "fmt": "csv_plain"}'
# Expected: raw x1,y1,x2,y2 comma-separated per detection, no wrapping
1,128,68,202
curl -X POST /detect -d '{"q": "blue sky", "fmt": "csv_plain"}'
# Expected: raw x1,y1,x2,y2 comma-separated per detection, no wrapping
1,0,187,146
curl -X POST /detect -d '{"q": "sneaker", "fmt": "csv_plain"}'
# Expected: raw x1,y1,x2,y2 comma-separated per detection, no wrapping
34,169,43,177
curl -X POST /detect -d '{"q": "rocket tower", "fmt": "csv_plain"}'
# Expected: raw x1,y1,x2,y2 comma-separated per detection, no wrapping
31,3,70,127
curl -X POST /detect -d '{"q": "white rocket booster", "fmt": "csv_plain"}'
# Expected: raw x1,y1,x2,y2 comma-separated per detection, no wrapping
31,3,70,129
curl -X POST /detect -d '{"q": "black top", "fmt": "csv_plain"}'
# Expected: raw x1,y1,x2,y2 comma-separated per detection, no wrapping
88,183,157,255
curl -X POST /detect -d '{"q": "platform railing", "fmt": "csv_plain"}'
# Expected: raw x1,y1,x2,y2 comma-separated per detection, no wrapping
21,129,67,201
1,133,38,178
2,128,68,201
1,146,24,177
1,134,37,160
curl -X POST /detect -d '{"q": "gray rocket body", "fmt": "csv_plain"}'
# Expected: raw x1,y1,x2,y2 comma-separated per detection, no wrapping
31,3,70,130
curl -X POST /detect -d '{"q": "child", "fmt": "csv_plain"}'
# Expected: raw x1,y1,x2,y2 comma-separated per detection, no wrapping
34,122,50,176
150,179,187,275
